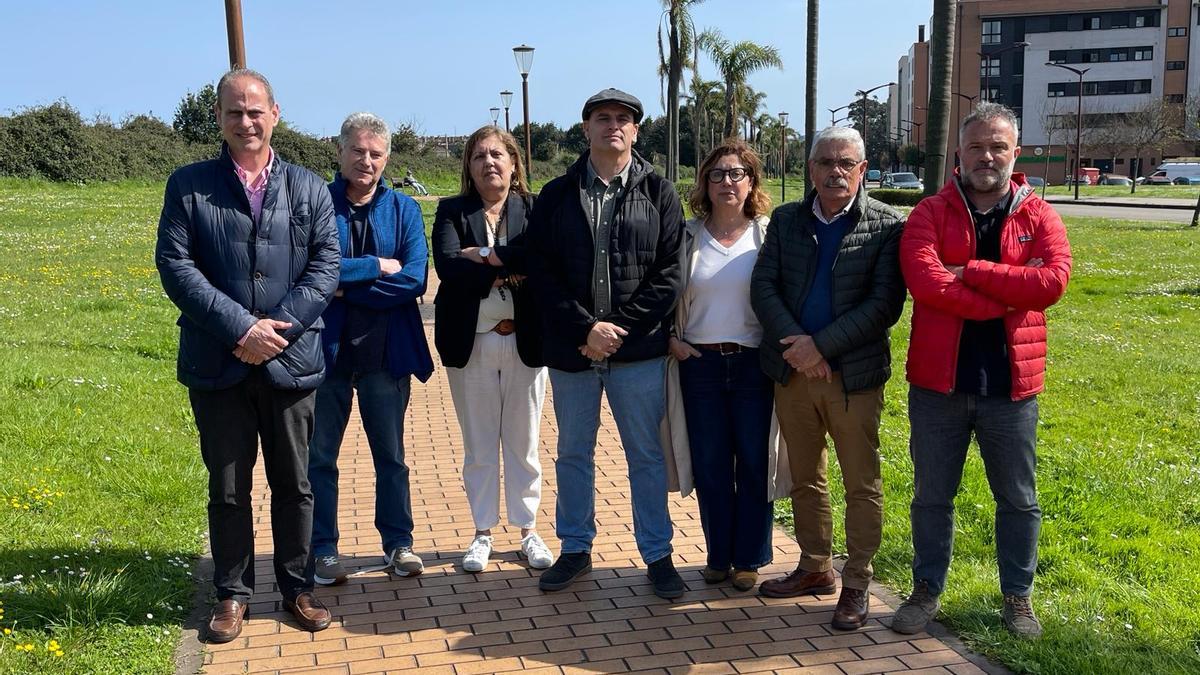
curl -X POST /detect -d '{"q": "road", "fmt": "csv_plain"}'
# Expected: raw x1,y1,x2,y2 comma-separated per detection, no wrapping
1049,202,1195,223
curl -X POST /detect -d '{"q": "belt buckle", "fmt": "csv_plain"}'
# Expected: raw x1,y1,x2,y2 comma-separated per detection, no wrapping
719,343,738,356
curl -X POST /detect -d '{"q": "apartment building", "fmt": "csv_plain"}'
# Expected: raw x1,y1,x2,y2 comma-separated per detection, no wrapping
892,0,1199,184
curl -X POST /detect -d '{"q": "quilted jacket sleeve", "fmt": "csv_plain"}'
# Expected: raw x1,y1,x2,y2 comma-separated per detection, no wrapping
900,198,1009,320
155,171,257,347
751,206,806,343
961,201,1071,311
608,178,684,337
270,178,341,339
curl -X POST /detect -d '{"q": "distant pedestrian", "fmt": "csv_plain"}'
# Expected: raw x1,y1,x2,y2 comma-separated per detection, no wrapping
155,68,339,642
307,112,434,586
751,126,906,631
892,102,1071,639
404,168,429,196
432,126,552,573
527,88,686,599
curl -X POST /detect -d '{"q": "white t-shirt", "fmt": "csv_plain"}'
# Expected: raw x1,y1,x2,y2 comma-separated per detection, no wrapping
682,226,763,347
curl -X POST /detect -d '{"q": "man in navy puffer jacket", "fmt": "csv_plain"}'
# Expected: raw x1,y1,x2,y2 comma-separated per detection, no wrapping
155,69,339,642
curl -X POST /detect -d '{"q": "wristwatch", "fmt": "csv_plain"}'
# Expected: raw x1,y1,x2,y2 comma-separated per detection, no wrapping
478,246,491,260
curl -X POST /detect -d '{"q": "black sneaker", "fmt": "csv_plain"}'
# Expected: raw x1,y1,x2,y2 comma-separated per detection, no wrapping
647,556,685,600
538,552,592,591
314,554,348,586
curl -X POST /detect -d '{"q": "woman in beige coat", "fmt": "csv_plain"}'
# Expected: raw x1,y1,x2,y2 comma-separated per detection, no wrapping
663,140,789,592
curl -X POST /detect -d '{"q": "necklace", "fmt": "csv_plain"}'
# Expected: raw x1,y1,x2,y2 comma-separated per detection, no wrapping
706,218,749,240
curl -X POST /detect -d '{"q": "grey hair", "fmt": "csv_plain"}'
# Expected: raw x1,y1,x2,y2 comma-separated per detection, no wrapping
808,126,866,162
337,112,391,152
216,68,275,106
960,101,1020,144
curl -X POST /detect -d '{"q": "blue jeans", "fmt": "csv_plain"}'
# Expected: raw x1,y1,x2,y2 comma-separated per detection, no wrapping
548,358,673,564
309,359,414,557
908,385,1041,597
678,349,774,570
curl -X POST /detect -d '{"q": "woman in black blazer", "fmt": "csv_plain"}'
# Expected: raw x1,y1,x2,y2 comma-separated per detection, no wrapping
432,126,552,574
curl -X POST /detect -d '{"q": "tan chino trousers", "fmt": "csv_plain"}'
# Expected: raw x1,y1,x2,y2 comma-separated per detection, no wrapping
775,372,884,591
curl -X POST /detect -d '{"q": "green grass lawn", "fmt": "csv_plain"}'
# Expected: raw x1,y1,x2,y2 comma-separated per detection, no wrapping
0,178,1198,673
1039,184,1199,200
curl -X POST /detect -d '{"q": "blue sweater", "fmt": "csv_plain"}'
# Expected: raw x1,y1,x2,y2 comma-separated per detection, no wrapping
799,212,853,338
320,175,434,382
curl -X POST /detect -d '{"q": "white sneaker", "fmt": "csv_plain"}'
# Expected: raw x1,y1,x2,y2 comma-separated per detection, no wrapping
384,546,424,577
462,535,493,573
521,532,554,569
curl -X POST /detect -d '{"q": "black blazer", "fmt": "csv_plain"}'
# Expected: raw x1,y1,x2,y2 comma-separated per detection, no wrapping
432,191,543,368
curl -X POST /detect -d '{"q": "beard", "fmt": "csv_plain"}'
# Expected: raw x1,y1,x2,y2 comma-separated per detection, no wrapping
965,162,1013,193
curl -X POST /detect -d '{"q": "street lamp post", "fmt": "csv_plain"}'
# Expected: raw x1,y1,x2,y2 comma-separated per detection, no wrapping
829,104,851,125
900,119,924,174
779,111,789,202
1046,62,1089,201
979,41,1030,102
513,44,535,183
854,83,894,167
500,90,513,132
490,107,500,127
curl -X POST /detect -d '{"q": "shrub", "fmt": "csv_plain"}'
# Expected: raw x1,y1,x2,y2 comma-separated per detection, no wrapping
0,102,109,182
270,125,337,179
868,188,925,207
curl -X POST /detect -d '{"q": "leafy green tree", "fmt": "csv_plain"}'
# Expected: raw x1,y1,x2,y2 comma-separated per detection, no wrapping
173,84,219,145
848,97,890,170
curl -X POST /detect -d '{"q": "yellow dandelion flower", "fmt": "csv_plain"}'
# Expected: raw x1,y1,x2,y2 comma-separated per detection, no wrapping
55,650,64,657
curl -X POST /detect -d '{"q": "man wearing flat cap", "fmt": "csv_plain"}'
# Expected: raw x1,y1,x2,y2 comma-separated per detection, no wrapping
528,88,686,598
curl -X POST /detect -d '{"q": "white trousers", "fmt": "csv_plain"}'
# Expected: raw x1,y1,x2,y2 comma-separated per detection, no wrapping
446,330,547,530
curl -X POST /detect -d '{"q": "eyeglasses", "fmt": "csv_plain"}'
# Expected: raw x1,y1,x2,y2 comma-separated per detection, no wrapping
706,167,750,183
813,158,864,172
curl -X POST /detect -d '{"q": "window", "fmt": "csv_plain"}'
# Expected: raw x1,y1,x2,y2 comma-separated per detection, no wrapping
1112,14,1128,29
1086,16,1101,30
1109,51,1127,62
1048,83,1067,97
980,57,1000,77
1135,15,1146,28
1083,82,1099,96
1167,61,1186,71
1084,51,1101,63
1168,27,1187,37
1048,50,1068,64
1134,81,1153,94
1134,48,1153,61
982,20,1001,45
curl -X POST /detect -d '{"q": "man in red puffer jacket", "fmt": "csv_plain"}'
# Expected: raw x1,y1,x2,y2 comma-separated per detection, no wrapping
891,103,1071,640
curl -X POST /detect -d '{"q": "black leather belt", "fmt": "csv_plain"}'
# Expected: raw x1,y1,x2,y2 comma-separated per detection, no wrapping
693,342,746,355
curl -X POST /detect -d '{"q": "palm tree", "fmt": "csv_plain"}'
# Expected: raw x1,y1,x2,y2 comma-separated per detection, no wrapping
923,0,955,196
805,0,819,192
688,77,722,172
741,86,768,143
698,29,783,139
658,0,706,182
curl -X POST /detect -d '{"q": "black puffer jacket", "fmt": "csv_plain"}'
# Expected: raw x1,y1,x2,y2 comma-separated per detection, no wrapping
750,188,906,392
527,151,684,372
155,147,340,391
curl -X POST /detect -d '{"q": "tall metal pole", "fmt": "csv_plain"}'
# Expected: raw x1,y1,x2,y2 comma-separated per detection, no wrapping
521,73,532,184
224,0,246,69
1047,62,1088,201
500,90,513,133
779,111,789,202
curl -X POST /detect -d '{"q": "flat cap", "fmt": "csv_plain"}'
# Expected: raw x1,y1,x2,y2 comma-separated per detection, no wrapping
581,88,644,123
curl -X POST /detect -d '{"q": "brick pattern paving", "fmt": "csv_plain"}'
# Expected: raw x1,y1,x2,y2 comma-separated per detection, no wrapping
193,275,986,675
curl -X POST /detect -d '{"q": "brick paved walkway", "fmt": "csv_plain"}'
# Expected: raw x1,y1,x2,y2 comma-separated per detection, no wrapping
186,275,991,675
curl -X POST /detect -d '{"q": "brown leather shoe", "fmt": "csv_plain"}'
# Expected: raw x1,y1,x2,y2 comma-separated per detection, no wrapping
832,587,869,630
206,599,247,643
284,592,331,632
758,567,836,598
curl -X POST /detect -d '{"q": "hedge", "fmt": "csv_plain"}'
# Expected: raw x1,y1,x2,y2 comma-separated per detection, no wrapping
867,188,925,207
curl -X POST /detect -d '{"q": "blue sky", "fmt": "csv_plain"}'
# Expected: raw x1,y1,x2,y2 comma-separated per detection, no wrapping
1,1,928,138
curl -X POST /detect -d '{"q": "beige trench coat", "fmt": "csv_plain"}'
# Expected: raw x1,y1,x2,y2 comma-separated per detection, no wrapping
660,215,792,501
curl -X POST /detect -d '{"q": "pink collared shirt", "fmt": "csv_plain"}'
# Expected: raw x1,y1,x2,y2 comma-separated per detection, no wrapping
231,148,275,223
232,148,275,347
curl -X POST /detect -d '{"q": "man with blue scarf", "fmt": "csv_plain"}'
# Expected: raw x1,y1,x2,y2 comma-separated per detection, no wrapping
308,112,434,586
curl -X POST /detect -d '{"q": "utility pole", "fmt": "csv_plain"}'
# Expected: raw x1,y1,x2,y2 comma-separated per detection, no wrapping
224,0,246,69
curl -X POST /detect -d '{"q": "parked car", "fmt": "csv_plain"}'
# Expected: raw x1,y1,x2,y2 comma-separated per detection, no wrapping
1099,176,1133,186
1026,176,1046,187
867,169,882,182
1173,176,1200,185
1146,161,1200,185
1144,173,1173,185
881,172,923,190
